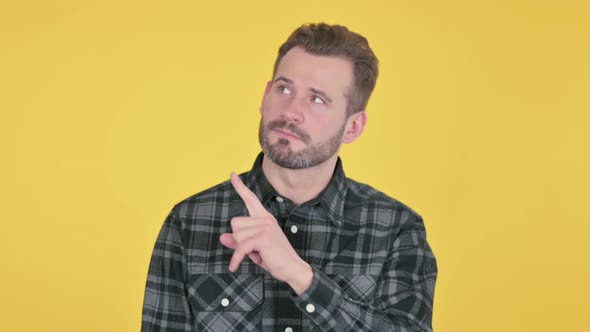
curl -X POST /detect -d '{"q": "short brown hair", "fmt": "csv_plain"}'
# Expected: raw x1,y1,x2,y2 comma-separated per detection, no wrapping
272,23,379,115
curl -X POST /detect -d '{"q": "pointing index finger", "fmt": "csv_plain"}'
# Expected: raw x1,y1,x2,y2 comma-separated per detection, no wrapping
230,172,267,216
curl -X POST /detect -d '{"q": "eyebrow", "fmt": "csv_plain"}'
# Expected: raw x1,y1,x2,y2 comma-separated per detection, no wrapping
274,76,293,85
274,76,333,103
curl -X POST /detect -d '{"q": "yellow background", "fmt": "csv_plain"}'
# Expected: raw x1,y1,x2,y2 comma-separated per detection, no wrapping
1,1,588,331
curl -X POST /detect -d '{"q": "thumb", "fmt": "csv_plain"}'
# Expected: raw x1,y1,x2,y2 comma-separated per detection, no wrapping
219,233,237,249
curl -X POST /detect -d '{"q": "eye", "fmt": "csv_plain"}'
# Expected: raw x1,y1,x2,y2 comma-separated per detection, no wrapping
279,86,291,95
312,96,325,104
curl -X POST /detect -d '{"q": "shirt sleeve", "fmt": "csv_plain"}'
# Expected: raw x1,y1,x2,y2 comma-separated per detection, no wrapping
141,211,194,332
291,214,437,332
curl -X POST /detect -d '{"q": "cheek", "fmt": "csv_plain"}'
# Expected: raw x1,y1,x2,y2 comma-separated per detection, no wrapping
263,97,292,118
311,111,343,128
306,116,331,135
261,96,279,113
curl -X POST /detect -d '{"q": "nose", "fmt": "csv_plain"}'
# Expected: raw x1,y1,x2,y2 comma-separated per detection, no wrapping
281,97,304,124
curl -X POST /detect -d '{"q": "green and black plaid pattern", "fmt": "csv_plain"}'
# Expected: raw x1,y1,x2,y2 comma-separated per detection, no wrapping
142,153,437,331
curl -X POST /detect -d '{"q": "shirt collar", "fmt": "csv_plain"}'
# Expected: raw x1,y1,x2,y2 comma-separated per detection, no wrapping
244,152,347,227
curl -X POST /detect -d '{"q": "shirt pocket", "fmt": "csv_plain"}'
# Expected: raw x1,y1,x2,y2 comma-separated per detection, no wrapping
186,273,264,331
328,274,378,303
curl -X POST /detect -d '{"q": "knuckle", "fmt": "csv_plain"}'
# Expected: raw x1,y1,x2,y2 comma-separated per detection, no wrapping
235,245,249,255
233,250,245,259
260,223,272,233
232,233,241,242
260,226,275,240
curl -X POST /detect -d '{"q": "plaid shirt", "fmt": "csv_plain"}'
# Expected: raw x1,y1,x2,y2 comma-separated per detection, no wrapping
142,153,437,331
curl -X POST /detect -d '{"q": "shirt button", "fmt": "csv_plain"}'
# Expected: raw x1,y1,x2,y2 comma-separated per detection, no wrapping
276,196,284,203
221,298,229,307
290,225,298,234
285,327,293,332
306,303,315,313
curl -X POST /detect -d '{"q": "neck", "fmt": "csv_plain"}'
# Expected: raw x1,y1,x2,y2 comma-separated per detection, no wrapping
261,153,339,206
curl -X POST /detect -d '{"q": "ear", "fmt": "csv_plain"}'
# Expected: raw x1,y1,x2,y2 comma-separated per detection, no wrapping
260,80,272,114
341,111,367,144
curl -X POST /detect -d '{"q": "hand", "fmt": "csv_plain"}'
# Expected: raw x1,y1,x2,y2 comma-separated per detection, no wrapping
219,172,313,294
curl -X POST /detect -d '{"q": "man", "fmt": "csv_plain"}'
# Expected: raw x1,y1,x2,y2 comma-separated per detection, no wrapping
142,23,437,332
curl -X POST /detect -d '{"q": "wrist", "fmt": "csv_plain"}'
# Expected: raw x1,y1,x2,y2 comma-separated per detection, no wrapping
286,259,313,296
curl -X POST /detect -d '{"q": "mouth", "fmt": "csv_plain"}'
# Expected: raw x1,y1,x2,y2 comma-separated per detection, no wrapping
274,128,302,141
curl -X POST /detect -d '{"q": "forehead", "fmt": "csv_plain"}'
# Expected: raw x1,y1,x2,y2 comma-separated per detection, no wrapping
275,47,354,99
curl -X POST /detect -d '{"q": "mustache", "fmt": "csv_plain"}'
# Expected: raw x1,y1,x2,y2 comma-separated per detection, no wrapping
266,120,311,143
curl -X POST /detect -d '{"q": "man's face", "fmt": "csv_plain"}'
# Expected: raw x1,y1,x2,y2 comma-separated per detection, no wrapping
259,47,354,169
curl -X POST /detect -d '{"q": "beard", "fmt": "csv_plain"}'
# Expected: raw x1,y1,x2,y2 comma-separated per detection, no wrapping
258,118,346,169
